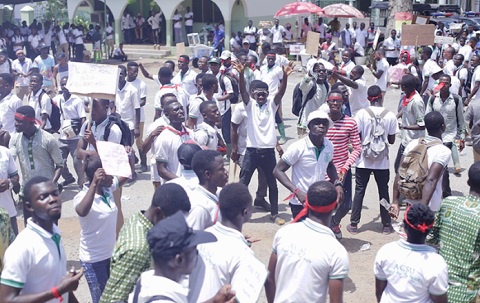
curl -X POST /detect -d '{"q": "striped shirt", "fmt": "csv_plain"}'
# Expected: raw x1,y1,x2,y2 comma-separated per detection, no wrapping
325,115,361,172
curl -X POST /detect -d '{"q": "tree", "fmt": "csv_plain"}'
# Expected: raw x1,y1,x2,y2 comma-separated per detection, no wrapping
386,0,412,34
35,0,68,23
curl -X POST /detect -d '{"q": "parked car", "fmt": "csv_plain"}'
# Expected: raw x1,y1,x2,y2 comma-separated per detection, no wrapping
458,17,480,31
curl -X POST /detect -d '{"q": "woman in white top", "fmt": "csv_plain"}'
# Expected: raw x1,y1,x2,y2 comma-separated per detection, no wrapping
74,156,128,303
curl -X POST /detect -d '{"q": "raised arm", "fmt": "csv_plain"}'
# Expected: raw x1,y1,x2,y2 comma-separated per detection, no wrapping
274,61,295,105
232,61,250,105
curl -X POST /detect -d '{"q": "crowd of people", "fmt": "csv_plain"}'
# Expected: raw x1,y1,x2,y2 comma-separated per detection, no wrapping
0,14,479,303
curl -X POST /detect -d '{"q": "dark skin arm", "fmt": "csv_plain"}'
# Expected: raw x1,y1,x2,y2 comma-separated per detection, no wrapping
265,252,277,303
40,113,48,130
52,166,62,184
430,294,448,303
139,96,146,108
327,161,344,204
387,134,395,145
332,70,358,89
232,61,250,105
135,108,140,138
186,117,197,129
420,163,445,206
274,62,295,105
274,159,307,203
328,279,344,303
375,278,387,302
420,76,429,96
157,161,178,181
0,174,19,193
368,64,384,80
466,81,480,106
138,63,154,80
141,126,164,154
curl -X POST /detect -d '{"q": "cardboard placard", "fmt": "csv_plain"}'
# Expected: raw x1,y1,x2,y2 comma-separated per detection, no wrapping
412,15,430,25
373,28,381,50
176,42,186,56
401,24,435,46
66,62,118,100
305,31,320,56
96,141,132,179
434,35,455,44
258,21,273,29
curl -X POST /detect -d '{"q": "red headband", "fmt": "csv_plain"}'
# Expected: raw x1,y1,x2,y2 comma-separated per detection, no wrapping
15,112,38,124
367,95,382,102
327,96,343,101
292,195,337,223
178,57,188,63
267,54,276,58
403,205,434,233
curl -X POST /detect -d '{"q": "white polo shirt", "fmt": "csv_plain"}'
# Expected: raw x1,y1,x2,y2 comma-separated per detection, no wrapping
189,222,259,303
375,58,389,91
127,78,147,123
184,12,193,27
422,59,439,93
79,117,122,151
0,218,68,303
127,270,188,303
374,239,448,303
166,169,199,200
403,136,451,212
154,83,188,114
172,68,198,97
145,116,169,182
355,106,398,170
244,26,257,44
0,92,22,134
193,122,218,150
231,102,248,155
259,65,283,97
55,94,86,140
189,93,216,125
186,185,219,231
115,84,140,130
74,178,119,263
282,137,334,206
272,218,349,303
245,97,278,149
349,77,369,116
153,125,191,182
0,146,17,217
28,89,52,129
12,58,33,88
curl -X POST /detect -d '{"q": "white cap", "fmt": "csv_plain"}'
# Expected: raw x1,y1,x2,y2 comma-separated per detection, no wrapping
306,110,333,128
220,50,232,60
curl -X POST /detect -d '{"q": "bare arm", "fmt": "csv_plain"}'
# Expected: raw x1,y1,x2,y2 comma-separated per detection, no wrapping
375,278,387,302
332,70,358,89
328,279,344,303
138,63,154,80
420,163,445,206
273,159,307,202
233,61,250,104
467,81,480,106
264,252,277,303
274,62,295,105
387,134,395,145
420,76,429,96
430,293,448,303
230,122,240,163
52,166,62,184
156,161,178,181
141,126,164,154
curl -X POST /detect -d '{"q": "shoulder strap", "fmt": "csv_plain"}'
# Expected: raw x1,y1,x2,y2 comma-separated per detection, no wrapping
379,108,389,119
365,107,375,118
132,277,142,303
144,295,175,303
452,94,461,130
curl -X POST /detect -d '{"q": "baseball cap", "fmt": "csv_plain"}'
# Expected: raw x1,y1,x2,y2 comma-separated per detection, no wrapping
38,42,49,50
208,57,220,64
242,38,250,44
306,110,333,128
147,211,217,260
220,50,232,60
56,52,66,59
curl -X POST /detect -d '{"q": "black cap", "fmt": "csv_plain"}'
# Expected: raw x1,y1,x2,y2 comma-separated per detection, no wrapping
208,57,220,64
147,211,217,260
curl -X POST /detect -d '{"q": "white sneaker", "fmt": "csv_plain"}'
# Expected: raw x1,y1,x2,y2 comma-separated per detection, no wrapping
153,44,157,49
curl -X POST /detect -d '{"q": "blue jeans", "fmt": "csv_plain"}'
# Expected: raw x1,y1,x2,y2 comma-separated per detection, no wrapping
240,148,278,215
81,258,111,303
332,169,352,226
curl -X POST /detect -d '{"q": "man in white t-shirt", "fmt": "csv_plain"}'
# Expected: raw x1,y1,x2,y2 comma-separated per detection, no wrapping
172,55,198,98
27,73,52,131
173,10,183,43
274,110,343,218
383,29,400,66
368,49,389,94
314,18,327,43
265,181,349,303
187,73,217,129
420,47,443,101
333,65,369,116
105,23,115,57
244,20,257,51
355,22,368,48
147,10,162,48
271,19,285,49
348,85,398,235
193,101,222,151
0,176,83,302
467,54,480,106
234,60,294,225
392,111,451,215
12,50,33,100
184,6,193,35
0,73,23,134
72,25,84,62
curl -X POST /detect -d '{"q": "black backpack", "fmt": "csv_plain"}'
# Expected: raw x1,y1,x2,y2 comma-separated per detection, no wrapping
219,74,240,105
409,65,423,93
103,113,132,147
464,67,474,94
292,81,329,116
38,90,61,133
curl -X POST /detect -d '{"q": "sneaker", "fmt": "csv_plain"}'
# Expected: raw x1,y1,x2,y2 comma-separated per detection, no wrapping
278,138,287,145
61,178,76,187
153,44,157,49
346,224,359,235
139,165,149,173
270,215,285,225
331,224,342,239
254,198,271,212
383,225,394,235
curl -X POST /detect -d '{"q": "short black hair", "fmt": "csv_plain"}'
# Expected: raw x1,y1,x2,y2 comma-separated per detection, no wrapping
401,74,417,89
469,162,480,192
179,55,189,62
16,105,35,119
253,81,268,91
307,181,337,208
192,150,222,183
439,73,451,83
331,82,346,91
250,80,263,91
352,65,364,76
422,46,433,57
30,72,43,82
151,183,191,215
425,111,445,134
118,65,127,73
367,85,382,97
127,61,138,68
199,100,216,115
84,155,103,183
403,203,434,236
195,72,205,82
470,37,479,44
158,66,172,78
202,74,218,91
0,73,14,86
160,93,177,106
248,55,258,64
177,143,202,170
219,183,252,221
165,60,175,67
23,176,50,203
328,89,343,97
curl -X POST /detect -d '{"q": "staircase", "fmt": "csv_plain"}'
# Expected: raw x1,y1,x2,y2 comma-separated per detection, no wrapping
121,44,172,60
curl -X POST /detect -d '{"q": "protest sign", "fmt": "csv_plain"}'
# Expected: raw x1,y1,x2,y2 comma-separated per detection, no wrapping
401,24,435,46
395,12,413,32
412,15,430,25
96,141,132,179
234,254,268,302
305,31,320,56
66,62,118,100
434,35,455,44
373,28,381,50
176,42,186,56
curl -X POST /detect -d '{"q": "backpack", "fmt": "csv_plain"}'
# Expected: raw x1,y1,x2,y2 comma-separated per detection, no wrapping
219,74,240,105
464,67,474,94
292,83,316,117
398,138,441,200
409,65,423,93
38,90,61,133
362,108,390,160
427,94,461,130
103,113,132,147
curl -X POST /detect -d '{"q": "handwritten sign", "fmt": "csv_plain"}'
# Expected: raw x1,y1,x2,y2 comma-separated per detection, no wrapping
66,62,118,100
401,24,435,46
96,141,132,179
289,43,305,55
233,254,268,303
176,42,186,56
373,28,381,50
413,15,430,25
305,31,320,56
434,35,455,44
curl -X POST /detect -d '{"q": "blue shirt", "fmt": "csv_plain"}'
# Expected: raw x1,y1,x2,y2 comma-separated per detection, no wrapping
32,55,55,87
213,29,225,47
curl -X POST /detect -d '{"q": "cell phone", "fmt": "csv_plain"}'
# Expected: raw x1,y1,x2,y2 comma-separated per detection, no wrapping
380,198,398,220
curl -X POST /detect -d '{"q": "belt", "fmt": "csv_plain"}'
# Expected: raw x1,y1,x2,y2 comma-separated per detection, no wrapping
247,147,274,153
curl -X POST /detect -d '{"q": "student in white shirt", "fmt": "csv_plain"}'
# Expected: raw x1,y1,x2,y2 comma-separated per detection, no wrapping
105,23,115,57
374,203,448,303
173,10,184,43
234,60,294,225
274,110,343,218
0,73,23,135
188,73,217,129
355,22,368,47
338,49,356,78
27,73,52,131
187,150,228,230
271,19,285,49
333,65,369,116
193,101,224,151
0,176,83,303
314,18,327,43
392,111,452,216
184,6,194,35
12,50,33,101
172,55,198,97
383,29,400,66
368,49,389,95
166,143,201,199
265,181,349,303
348,85,398,235
420,47,443,100
467,54,480,106
189,183,264,302
244,20,257,51
74,156,129,303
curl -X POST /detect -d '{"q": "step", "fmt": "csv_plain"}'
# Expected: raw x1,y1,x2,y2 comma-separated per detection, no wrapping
122,49,171,60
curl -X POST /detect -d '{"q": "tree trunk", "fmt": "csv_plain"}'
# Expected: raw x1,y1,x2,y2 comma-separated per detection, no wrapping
386,0,413,34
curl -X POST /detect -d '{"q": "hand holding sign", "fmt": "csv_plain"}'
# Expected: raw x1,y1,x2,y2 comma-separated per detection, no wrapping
96,141,132,179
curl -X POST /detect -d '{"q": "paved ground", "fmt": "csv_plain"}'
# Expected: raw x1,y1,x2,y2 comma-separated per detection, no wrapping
15,57,473,302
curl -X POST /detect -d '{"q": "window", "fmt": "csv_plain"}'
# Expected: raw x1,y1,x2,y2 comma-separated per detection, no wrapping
192,0,224,23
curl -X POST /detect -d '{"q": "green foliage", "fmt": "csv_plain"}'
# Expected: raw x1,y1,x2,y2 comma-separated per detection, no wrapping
150,1,160,11
35,0,68,23
73,15,90,29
